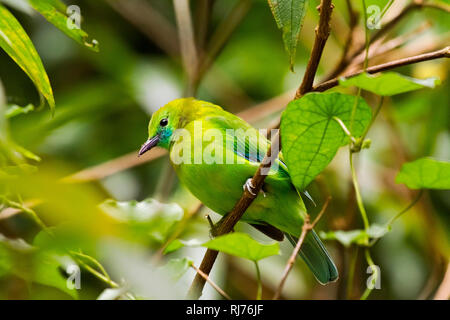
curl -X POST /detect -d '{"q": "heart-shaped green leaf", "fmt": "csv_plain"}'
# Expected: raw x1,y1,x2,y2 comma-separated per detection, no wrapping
281,92,372,190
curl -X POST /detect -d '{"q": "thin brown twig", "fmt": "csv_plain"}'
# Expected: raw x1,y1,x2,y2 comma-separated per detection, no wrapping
296,0,334,98
187,0,335,300
351,21,432,67
195,0,215,53
328,0,359,84
273,197,331,300
173,0,199,96
313,46,450,93
191,263,232,300
327,0,450,80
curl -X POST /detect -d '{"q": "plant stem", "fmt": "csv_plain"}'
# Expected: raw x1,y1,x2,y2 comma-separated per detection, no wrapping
360,248,377,300
254,261,262,300
333,116,356,143
349,152,370,232
386,190,424,229
361,97,384,142
346,247,358,299
70,251,111,282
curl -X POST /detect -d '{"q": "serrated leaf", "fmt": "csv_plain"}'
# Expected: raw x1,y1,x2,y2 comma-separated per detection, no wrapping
396,157,450,189
268,0,309,70
0,3,55,111
281,92,372,190
99,198,183,242
28,0,99,52
164,257,192,281
203,232,279,261
339,72,440,96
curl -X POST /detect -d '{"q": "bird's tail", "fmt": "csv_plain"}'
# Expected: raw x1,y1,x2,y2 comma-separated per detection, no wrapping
285,230,338,284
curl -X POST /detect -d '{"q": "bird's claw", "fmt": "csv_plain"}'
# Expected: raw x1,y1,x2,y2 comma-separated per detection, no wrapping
243,178,266,197
243,178,257,196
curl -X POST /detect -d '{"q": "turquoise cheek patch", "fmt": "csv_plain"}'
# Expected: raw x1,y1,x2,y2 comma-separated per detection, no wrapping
158,128,173,149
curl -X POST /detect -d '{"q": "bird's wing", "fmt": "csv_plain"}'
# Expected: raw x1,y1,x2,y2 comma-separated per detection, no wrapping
204,114,315,206
204,114,291,179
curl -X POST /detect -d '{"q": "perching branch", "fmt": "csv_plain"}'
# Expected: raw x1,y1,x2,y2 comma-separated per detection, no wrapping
296,0,334,98
313,46,450,93
187,0,335,300
273,197,331,300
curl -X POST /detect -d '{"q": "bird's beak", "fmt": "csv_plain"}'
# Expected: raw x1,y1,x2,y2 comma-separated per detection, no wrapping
138,135,160,156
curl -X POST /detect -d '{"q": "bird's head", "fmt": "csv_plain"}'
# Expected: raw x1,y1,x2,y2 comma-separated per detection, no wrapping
138,98,191,156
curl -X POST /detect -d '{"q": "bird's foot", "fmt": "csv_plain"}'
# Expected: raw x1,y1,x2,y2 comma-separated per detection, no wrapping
243,178,266,197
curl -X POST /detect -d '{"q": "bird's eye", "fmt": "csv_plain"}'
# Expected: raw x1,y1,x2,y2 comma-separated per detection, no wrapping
160,118,168,127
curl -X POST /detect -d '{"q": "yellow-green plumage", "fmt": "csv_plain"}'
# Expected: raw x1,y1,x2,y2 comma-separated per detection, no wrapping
141,98,338,284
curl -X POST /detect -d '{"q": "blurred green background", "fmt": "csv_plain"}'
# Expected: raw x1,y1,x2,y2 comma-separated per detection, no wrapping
0,0,449,300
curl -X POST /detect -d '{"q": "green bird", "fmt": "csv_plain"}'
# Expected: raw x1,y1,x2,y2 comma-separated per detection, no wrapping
139,98,338,284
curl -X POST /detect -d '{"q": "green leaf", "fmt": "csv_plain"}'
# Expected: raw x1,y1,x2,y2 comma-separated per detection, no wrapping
281,92,372,190
0,4,55,111
11,142,41,162
203,232,279,261
339,72,440,96
320,224,392,247
396,157,450,189
366,224,390,239
99,198,184,242
164,257,193,281
0,234,78,299
27,0,99,52
319,230,368,248
268,0,309,71
163,239,202,255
